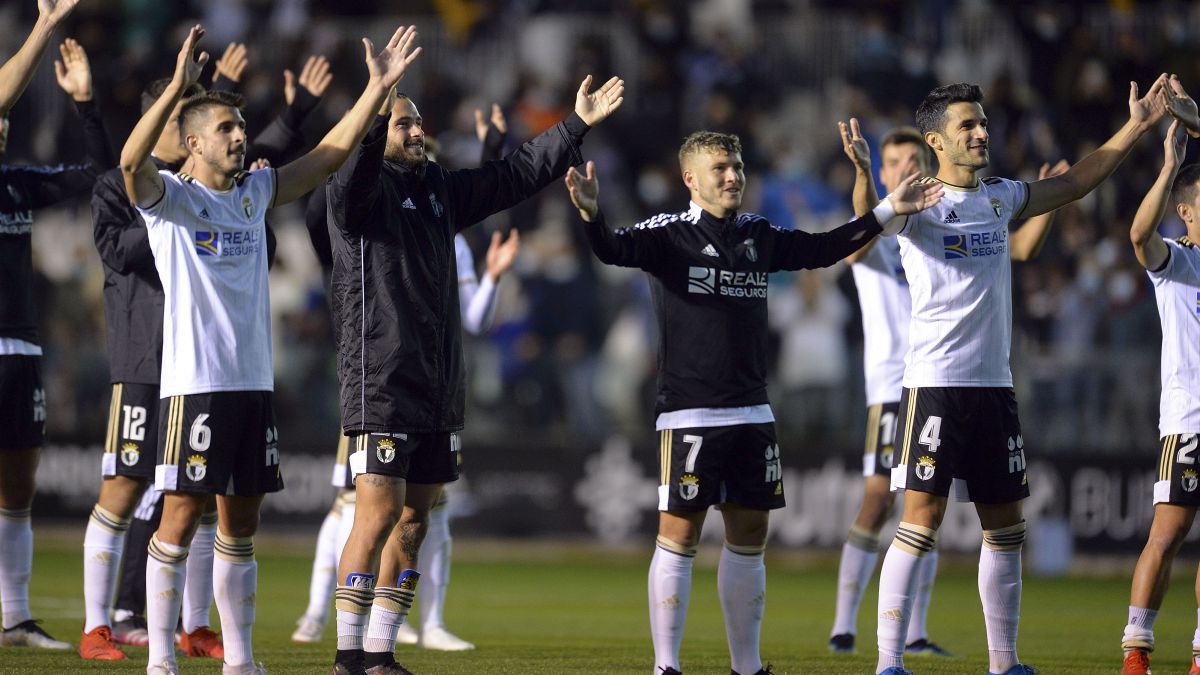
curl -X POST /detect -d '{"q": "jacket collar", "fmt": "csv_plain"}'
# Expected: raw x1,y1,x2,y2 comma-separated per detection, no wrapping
689,200,739,228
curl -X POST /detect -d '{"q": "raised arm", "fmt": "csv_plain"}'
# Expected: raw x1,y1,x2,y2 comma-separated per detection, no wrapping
460,229,517,334
839,117,881,263
119,25,208,208
273,26,420,207
566,159,669,269
476,103,507,163
1130,121,1185,271
1163,74,1200,140
0,0,80,116
251,55,334,164
1022,75,1167,218
1009,160,1069,261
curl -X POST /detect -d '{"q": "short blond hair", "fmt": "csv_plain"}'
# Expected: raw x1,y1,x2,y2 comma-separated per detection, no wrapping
678,131,742,171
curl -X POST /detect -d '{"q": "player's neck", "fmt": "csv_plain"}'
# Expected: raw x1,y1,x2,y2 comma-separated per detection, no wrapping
187,161,235,192
935,165,979,190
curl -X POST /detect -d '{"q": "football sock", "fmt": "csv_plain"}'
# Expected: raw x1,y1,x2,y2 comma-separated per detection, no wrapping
0,507,33,629
649,536,695,672
419,504,451,631
980,521,1025,674
335,498,356,558
718,543,766,675
907,548,938,643
335,574,375,651
83,504,130,632
214,532,256,666
183,513,217,632
363,572,418,668
876,522,935,673
146,535,187,668
832,525,879,636
303,503,342,622
1122,605,1158,652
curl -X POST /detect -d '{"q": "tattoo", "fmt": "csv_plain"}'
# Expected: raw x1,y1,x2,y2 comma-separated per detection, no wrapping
356,474,399,488
395,516,427,564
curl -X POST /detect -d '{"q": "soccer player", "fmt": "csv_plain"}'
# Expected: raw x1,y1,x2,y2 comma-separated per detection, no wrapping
119,23,421,675
327,73,623,675
873,78,1168,675
830,121,1066,656
564,131,943,675
0,34,112,650
1117,78,1200,675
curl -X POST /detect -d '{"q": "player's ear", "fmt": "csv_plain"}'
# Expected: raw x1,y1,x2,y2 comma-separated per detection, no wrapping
681,167,695,192
924,131,942,154
1179,202,1192,225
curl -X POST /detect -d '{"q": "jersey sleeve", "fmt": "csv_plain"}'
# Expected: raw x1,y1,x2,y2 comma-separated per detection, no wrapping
998,177,1031,222
246,167,277,217
135,171,184,227
1149,239,1200,284
455,234,479,286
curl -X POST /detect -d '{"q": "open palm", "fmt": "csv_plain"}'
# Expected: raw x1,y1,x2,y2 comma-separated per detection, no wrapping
888,173,943,215
53,38,91,101
839,118,871,172
174,25,208,87
565,160,600,219
364,25,421,90
1129,74,1168,127
38,0,80,24
1163,74,1200,138
575,75,624,126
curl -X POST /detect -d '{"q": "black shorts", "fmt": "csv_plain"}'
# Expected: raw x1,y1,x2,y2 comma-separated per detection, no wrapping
863,402,900,478
657,423,786,512
1155,434,1200,506
349,431,461,485
102,383,159,480
0,355,45,450
155,392,283,496
892,387,1029,505
331,434,353,489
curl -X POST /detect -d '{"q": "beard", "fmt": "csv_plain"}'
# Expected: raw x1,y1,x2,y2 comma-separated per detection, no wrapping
385,138,427,168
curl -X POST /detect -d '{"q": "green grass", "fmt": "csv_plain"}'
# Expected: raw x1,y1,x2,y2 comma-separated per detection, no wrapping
4,529,1198,673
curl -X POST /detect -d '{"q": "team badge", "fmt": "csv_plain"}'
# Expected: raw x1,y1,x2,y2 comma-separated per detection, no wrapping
990,197,1003,219
916,455,936,481
741,238,758,262
376,438,397,464
242,196,253,219
1184,470,1198,493
185,454,207,482
678,473,699,501
120,442,140,467
429,194,444,218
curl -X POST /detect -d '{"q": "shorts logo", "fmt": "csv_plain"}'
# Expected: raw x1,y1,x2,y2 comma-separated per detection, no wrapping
943,235,969,259
880,444,894,469
185,454,207,482
678,473,699,501
242,196,254,219
1184,469,1198,493
916,455,936,481
32,388,45,423
195,231,220,256
1007,435,1026,474
740,238,758,262
688,266,716,295
120,442,140,467
991,197,1003,219
376,438,397,464
764,444,781,482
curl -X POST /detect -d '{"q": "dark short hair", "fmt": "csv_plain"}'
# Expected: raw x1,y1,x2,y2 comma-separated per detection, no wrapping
178,90,246,146
1172,163,1200,208
678,131,742,171
140,78,205,114
915,83,984,135
880,126,932,171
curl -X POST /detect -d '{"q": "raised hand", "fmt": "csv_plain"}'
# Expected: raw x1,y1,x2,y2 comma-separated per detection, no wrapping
285,55,333,105
38,0,81,25
886,172,943,215
485,228,521,280
212,42,247,85
838,118,871,172
1130,74,1168,129
574,75,624,126
363,25,421,90
174,25,209,88
53,38,91,101
1162,119,1187,171
1162,74,1200,139
475,103,506,142
565,160,599,220
249,157,270,171
1038,159,1070,181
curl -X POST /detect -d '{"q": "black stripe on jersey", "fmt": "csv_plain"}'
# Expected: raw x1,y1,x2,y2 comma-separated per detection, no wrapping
981,176,1003,185
1013,180,1031,220
1149,245,1172,274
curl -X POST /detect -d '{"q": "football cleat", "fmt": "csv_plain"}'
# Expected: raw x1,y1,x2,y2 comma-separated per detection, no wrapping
906,638,953,657
417,625,474,651
1,619,71,649
291,614,326,643
112,615,150,646
364,653,415,674
1121,649,1150,675
878,668,913,675
179,626,225,658
733,665,773,675
394,621,418,645
990,665,1038,675
223,662,268,674
78,625,126,660
1189,656,1199,675
659,669,683,675
332,649,365,675
828,633,855,653
147,660,181,675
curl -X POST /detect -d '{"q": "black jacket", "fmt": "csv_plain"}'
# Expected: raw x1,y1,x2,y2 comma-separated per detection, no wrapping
584,204,882,415
0,100,113,343
328,112,589,434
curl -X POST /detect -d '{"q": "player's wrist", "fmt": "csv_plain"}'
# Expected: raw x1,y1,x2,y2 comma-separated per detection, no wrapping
873,196,898,224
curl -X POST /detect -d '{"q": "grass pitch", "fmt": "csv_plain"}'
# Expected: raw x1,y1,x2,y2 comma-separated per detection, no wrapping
3,528,1197,673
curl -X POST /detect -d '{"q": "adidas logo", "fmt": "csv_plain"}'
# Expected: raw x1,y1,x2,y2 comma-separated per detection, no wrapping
701,244,719,257
401,197,416,210
943,210,960,224
198,208,210,219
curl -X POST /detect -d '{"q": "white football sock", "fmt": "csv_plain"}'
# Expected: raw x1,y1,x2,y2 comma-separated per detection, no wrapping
649,537,695,673
303,505,342,622
419,504,451,631
363,575,417,655
1123,605,1158,652
832,525,879,637
0,507,33,628
907,548,938,643
214,533,256,666
335,499,356,558
980,522,1025,674
335,577,374,651
183,514,217,632
146,535,187,668
876,522,935,674
718,544,765,675
83,505,130,632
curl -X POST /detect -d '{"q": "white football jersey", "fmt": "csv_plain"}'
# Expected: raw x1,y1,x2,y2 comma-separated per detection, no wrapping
850,237,910,405
138,169,276,397
891,177,1029,387
1148,237,1200,436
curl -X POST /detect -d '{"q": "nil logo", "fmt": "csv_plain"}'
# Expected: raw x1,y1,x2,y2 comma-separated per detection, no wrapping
32,388,45,423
